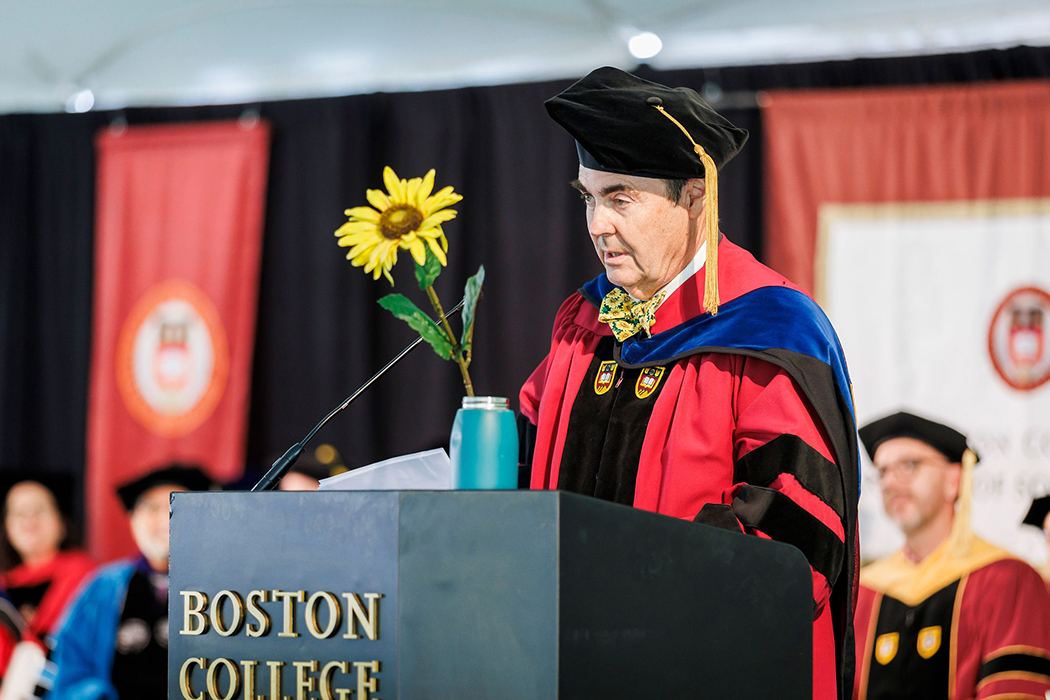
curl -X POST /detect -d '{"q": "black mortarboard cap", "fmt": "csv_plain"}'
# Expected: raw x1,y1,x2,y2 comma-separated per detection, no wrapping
116,463,213,511
858,411,977,464
1024,496,1050,530
546,66,745,316
0,471,75,516
544,66,749,179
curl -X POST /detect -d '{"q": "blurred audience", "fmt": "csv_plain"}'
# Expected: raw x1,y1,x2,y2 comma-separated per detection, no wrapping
0,475,94,698
277,443,345,491
47,464,211,700
853,412,1050,700
1022,494,1050,585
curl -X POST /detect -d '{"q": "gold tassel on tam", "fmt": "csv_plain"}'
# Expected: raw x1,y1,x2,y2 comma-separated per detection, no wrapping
649,102,720,315
947,448,978,559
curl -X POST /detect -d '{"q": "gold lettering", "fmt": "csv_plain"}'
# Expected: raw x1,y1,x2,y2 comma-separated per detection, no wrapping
179,657,206,700
180,591,209,635
319,662,348,700
240,660,258,700
272,590,305,638
305,592,342,640
246,590,271,638
354,661,379,700
293,660,318,700
266,660,286,700
211,590,245,637
342,593,381,640
206,658,241,700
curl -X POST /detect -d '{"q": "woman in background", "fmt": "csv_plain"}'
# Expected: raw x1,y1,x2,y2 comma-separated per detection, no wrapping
0,475,95,693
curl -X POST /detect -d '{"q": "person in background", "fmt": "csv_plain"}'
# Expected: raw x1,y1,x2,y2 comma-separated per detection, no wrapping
0,474,95,697
277,444,346,491
853,411,1050,700
1021,494,1050,585
47,464,211,700
0,588,23,675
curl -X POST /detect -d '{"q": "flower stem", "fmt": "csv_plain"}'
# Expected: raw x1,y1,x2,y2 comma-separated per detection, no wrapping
425,285,474,397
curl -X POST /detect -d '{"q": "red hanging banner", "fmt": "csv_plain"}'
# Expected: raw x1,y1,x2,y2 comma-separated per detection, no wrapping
87,120,270,561
763,80,1050,293
761,81,1050,573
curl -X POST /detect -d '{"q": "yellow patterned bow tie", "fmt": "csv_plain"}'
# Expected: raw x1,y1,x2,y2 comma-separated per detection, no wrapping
598,289,667,342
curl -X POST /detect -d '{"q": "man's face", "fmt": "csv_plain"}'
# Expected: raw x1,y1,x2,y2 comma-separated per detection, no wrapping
574,166,703,300
129,484,187,571
874,437,960,535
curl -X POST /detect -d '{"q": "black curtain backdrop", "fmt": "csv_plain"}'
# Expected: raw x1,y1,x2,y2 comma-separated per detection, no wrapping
2,46,1050,501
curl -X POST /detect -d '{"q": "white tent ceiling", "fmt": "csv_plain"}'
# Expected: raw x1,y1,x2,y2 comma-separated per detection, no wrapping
3,0,1050,114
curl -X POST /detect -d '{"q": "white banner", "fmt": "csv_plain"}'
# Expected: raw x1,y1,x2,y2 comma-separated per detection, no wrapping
819,199,1050,565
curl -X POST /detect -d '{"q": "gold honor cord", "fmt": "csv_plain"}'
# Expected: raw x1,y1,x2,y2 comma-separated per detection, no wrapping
651,103,720,315
948,448,978,559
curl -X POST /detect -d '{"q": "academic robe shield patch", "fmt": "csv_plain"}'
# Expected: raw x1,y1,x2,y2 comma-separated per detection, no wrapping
875,632,898,665
917,626,941,659
634,367,665,399
594,361,617,395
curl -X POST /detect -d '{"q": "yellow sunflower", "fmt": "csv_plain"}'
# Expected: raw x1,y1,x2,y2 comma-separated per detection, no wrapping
335,166,462,283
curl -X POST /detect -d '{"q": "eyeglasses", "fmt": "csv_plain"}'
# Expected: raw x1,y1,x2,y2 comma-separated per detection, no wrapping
873,457,949,481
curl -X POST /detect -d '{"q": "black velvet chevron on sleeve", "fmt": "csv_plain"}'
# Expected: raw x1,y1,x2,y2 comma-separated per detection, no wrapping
733,433,846,518
694,503,744,533
731,484,844,585
517,414,537,489
978,652,1050,684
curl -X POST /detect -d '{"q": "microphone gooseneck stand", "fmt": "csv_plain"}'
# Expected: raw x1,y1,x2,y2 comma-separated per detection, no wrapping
251,299,466,492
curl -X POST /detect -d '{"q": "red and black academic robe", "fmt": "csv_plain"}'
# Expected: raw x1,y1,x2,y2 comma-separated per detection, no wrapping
520,238,859,700
0,550,95,669
854,537,1050,700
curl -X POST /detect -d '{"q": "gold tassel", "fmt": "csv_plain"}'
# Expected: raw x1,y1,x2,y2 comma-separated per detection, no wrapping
948,448,977,559
651,104,719,315
696,145,719,316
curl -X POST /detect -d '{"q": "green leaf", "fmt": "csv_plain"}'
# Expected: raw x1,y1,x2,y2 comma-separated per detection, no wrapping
377,293,454,360
459,265,485,365
414,246,442,291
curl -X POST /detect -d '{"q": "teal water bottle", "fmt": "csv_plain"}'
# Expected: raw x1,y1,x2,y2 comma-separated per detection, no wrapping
450,396,518,489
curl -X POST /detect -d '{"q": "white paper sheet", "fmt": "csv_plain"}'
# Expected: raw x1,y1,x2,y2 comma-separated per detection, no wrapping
317,448,451,491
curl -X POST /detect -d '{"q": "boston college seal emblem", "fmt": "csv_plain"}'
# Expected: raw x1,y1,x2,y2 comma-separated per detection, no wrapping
916,626,941,659
988,286,1050,392
635,367,665,399
594,361,617,395
875,632,898,665
116,279,229,437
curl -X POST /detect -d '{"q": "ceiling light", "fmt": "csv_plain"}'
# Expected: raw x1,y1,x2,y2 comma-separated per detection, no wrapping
66,89,94,113
628,31,663,60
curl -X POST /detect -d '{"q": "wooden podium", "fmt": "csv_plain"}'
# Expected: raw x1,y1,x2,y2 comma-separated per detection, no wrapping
169,491,812,699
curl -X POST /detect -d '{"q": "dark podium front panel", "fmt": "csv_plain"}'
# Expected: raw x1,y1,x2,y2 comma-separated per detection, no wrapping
170,491,812,699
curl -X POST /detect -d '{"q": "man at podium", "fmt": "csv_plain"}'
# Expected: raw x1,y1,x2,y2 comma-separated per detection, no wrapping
520,67,859,700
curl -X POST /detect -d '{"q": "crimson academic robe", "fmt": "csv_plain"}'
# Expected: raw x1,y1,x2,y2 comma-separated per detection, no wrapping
853,537,1050,700
520,238,859,700
0,550,96,670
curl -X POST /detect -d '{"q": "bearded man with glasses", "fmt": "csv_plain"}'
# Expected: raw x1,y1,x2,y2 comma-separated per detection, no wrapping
852,411,1050,700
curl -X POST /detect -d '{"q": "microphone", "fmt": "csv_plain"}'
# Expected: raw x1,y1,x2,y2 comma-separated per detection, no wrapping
251,298,466,492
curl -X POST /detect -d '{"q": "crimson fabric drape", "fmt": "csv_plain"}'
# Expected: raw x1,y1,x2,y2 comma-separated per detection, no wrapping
87,122,270,560
764,80,1050,293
